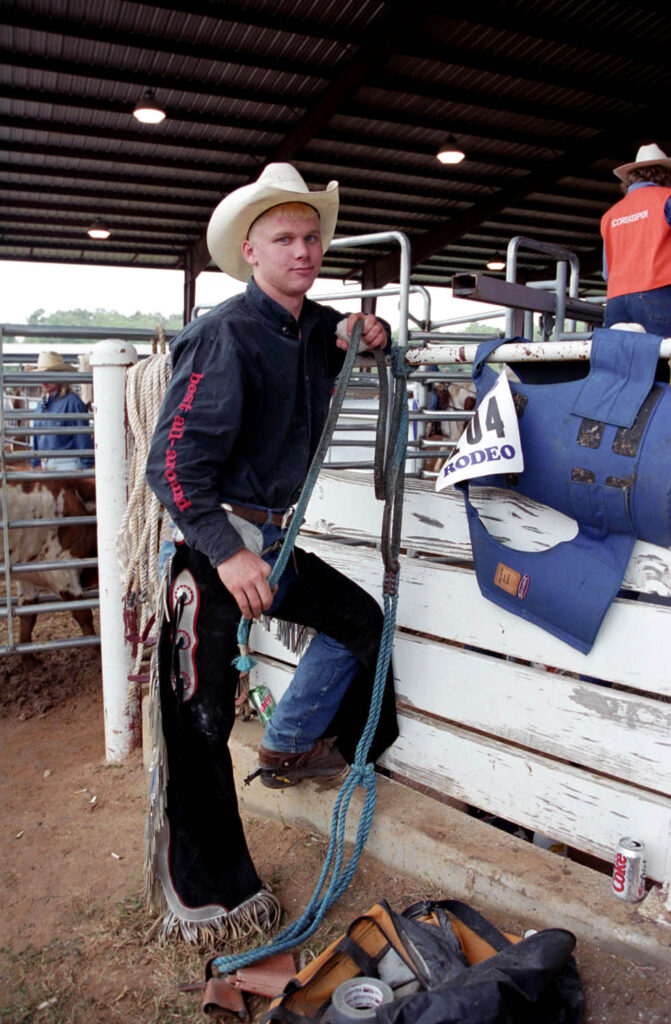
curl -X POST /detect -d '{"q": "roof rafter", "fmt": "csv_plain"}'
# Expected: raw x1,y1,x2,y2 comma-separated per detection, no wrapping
0,8,336,81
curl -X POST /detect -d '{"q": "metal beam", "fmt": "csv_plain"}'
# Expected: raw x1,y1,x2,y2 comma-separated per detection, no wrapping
2,206,201,228
6,139,254,177
360,124,640,287
418,2,668,68
185,0,449,276
0,49,305,110
2,253,185,270
0,9,334,81
394,40,664,108
344,90,600,133
319,127,557,166
0,179,214,212
0,83,292,136
0,113,270,159
121,0,355,43
451,272,604,321
0,162,618,221
4,239,185,257
0,163,222,201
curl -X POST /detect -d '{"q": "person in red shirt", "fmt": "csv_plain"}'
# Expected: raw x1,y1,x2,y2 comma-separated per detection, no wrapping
600,143,671,352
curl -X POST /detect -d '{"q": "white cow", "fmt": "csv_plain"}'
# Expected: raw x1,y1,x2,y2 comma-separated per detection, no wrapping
3,473,97,645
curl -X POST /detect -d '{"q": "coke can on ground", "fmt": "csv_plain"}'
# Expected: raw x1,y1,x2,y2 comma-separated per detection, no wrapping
249,684,276,725
611,837,646,902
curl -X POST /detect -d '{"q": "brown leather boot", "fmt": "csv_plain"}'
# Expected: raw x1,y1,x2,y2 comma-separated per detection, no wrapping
253,738,348,789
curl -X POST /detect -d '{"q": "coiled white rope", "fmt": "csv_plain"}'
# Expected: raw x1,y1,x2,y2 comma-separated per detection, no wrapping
119,350,172,683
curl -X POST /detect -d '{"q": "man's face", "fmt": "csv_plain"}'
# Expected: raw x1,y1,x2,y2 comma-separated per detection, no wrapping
241,206,323,309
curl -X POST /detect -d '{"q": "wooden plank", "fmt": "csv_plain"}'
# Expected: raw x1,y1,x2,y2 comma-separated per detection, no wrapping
382,713,671,884
392,633,671,795
293,536,671,697
248,656,671,882
250,624,671,794
305,470,671,597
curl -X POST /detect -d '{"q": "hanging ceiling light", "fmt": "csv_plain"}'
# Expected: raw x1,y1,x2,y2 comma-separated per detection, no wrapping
133,88,166,124
436,133,465,165
87,221,111,240
486,254,506,271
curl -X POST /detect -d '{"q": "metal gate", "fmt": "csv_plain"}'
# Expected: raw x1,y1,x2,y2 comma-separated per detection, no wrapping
0,342,99,655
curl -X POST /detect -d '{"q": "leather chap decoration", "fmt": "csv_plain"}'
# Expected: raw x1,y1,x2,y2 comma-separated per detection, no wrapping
460,327,670,653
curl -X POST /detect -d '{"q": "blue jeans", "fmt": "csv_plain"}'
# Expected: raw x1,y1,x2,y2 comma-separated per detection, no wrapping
604,285,671,336
256,522,360,753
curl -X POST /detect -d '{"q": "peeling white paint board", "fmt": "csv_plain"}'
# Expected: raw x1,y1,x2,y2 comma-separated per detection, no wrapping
305,470,671,597
295,536,671,697
248,656,671,882
381,714,671,883
392,633,671,795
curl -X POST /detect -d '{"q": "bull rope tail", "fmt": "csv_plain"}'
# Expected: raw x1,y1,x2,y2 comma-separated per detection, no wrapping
119,351,172,692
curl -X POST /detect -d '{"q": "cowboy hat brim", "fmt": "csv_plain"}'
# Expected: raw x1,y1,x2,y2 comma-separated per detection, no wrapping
207,179,339,281
31,360,77,372
613,155,671,180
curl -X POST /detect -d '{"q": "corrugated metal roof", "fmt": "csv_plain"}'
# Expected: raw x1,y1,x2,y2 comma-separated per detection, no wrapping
2,0,669,293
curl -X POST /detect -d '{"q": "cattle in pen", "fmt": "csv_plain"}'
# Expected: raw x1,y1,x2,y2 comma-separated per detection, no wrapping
2,472,97,646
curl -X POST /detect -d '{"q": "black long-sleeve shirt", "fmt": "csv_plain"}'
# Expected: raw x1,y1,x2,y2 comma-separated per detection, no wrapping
146,278,348,567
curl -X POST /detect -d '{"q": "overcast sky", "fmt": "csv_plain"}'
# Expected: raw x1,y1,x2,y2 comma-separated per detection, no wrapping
0,260,499,333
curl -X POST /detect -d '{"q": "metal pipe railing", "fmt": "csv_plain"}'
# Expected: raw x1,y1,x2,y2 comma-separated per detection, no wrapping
403,337,671,366
505,236,581,338
0,323,178,342
329,232,412,347
0,556,99,575
0,635,101,656
0,597,99,619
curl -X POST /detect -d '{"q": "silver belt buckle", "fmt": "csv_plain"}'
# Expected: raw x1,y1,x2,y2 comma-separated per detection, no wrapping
280,505,295,530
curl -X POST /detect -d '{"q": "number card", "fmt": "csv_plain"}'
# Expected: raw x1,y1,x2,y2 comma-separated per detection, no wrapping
435,371,524,491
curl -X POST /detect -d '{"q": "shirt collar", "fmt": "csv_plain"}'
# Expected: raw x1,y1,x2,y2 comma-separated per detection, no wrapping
627,182,657,191
245,277,320,336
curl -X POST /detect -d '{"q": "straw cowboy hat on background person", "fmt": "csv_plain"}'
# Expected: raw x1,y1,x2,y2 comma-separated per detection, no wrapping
207,163,339,281
33,351,77,372
613,143,671,180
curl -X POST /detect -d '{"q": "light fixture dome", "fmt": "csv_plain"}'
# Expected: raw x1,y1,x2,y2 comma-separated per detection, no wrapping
133,88,166,124
87,221,111,240
437,133,465,165
486,254,506,271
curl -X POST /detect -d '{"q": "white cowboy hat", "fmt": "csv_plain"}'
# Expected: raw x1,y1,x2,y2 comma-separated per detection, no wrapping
207,163,339,281
613,143,671,180
33,351,77,372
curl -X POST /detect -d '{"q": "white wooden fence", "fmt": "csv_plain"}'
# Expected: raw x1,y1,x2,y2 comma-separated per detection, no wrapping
5,327,669,909
247,467,671,897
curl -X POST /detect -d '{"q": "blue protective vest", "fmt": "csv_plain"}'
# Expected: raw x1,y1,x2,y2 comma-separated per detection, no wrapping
461,328,671,653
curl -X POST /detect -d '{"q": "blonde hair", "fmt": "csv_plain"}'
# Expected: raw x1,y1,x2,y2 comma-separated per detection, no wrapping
247,201,319,238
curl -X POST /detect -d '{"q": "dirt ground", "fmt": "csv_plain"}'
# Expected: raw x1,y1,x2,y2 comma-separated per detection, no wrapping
1,614,670,1024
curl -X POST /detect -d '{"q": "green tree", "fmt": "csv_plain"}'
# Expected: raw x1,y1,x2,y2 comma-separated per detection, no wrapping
26,307,182,330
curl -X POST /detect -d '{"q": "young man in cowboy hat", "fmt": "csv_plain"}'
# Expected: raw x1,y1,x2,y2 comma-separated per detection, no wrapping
601,143,671,354
144,164,398,941
31,350,94,471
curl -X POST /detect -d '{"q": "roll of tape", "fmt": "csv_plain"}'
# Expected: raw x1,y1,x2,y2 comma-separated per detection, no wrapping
332,977,394,1024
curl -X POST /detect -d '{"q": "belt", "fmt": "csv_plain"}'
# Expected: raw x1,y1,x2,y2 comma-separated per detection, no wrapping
222,502,296,529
